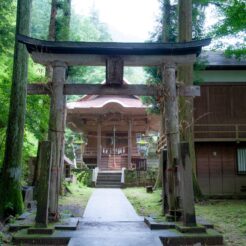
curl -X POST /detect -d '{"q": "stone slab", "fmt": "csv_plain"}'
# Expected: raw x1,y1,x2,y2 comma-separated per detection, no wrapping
13,229,71,245
68,221,162,246
9,224,32,232
17,212,33,220
27,227,54,235
55,218,79,230
144,217,176,230
175,223,206,233
159,229,223,246
197,217,214,229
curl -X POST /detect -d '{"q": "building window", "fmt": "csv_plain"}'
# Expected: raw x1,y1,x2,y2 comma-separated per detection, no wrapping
237,148,246,174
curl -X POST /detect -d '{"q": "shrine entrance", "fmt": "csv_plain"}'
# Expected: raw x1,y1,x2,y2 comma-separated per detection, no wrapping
19,34,210,227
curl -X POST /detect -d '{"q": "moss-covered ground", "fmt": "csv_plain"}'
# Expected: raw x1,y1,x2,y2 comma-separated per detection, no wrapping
123,187,246,246
59,184,94,217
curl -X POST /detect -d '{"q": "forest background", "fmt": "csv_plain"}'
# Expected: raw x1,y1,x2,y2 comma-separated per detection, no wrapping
0,0,245,185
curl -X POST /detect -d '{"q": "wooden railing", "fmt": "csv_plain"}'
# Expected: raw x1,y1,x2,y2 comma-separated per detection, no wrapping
83,147,97,157
194,124,246,141
132,158,147,171
80,146,141,158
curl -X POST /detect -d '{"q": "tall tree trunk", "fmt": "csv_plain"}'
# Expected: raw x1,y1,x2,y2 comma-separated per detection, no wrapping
154,0,172,190
48,0,57,41
162,0,172,42
60,0,71,41
59,0,71,193
0,0,32,218
46,0,57,79
178,0,203,199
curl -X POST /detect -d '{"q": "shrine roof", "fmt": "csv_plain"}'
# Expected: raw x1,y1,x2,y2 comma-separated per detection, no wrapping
67,95,146,110
18,35,211,56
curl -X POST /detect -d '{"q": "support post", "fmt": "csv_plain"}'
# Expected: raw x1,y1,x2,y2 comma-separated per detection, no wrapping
48,61,67,220
128,119,132,169
163,63,180,221
35,141,52,227
180,142,196,226
162,149,168,215
97,120,102,168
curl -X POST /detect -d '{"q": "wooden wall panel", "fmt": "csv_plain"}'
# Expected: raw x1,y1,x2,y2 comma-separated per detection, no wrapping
208,145,223,195
194,84,246,140
222,144,236,194
196,144,210,194
232,86,246,123
196,143,246,195
194,85,209,124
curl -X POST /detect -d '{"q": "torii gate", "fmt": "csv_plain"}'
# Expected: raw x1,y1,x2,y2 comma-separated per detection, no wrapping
18,35,210,226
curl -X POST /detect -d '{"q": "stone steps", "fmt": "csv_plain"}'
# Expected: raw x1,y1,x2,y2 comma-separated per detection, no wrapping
96,172,122,188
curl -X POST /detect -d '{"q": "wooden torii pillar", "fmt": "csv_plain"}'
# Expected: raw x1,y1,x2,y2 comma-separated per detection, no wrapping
19,34,210,225
48,61,67,219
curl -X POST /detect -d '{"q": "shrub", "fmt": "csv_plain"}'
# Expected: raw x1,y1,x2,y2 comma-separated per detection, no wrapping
75,169,92,187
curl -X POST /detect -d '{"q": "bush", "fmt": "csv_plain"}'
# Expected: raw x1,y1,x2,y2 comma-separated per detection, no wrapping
75,169,92,187
124,168,157,187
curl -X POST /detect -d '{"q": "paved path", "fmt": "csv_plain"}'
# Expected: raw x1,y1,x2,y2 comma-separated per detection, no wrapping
83,188,142,222
69,188,162,246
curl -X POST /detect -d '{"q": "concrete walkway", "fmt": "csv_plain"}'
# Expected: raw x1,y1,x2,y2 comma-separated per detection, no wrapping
83,188,142,222
69,188,162,246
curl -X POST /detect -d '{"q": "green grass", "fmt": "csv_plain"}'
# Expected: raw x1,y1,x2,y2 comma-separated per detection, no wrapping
123,187,163,220
196,200,246,246
59,183,94,217
123,187,246,246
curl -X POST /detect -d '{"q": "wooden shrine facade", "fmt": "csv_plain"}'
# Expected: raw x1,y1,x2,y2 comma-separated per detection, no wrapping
66,82,160,170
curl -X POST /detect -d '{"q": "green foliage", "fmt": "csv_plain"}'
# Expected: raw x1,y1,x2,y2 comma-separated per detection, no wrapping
144,0,209,113
67,10,112,87
31,0,51,39
0,1,16,53
208,0,246,58
75,169,92,187
65,128,82,161
125,169,157,187
211,0,246,36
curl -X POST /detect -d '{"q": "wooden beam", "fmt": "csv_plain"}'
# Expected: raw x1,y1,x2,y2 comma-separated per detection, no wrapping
31,52,197,66
178,85,200,97
27,83,200,97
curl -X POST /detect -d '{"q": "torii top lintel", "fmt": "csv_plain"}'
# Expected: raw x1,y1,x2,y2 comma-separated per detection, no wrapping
18,35,211,67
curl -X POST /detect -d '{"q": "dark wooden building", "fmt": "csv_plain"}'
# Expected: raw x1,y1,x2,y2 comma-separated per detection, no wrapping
194,52,246,196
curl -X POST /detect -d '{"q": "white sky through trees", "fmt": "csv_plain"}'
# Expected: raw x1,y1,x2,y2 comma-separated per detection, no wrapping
72,1,233,49
72,0,160,42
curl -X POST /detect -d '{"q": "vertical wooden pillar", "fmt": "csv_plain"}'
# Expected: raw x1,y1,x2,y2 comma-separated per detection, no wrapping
128,119,132,169
162,149,168,215
35,141,52,227
97,120,102,168
163,63,180,220
180,142,196,226
48,61,67,219
60,95,67,193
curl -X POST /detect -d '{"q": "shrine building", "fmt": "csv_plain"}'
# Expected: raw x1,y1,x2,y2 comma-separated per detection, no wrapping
66,80,160,170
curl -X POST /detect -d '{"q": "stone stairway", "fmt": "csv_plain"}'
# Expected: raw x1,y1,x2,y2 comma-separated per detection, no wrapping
96,171,122,188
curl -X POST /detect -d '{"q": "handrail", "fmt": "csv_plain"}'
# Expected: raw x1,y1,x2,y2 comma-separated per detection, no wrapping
121,168,126,184
92,167,99,184
194,124,246,141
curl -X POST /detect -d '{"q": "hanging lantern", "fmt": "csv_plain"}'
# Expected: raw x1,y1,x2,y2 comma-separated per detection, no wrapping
136,134,149,157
